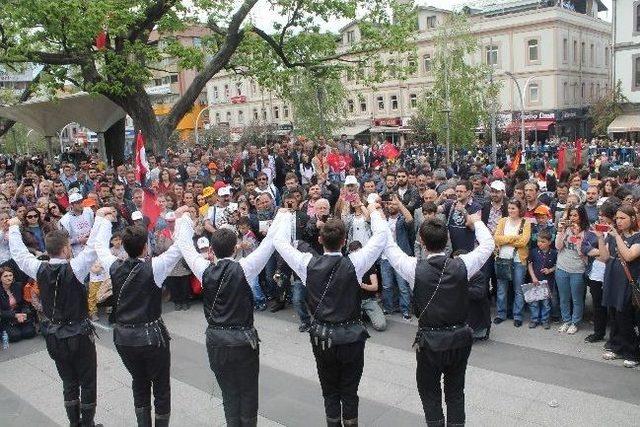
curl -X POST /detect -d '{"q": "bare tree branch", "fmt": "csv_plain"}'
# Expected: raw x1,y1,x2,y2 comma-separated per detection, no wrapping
127,0,179,44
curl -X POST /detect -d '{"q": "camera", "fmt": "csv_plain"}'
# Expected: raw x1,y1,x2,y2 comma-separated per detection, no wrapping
381,193,393,203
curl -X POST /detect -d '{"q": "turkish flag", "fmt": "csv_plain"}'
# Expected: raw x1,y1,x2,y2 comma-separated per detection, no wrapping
510,150,521,172
327,152,351,172
135,131,149,184
380,141,400,160
95,29,108,50
142,188,161,231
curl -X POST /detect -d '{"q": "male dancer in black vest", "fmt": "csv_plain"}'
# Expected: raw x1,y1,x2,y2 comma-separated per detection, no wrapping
383,212,494,426
8,209,110,427
174,209,287,427
273,206,388,426
93,207,185,427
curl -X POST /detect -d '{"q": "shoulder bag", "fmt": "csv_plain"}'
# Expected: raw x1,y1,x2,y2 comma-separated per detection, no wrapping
617,257,640,309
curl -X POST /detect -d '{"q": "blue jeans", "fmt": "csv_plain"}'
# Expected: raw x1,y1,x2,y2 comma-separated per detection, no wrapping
496,261,526,321
555,268,585,325
249,276,265,307
380,258,411,315
529,298,551,323
291,279,310,326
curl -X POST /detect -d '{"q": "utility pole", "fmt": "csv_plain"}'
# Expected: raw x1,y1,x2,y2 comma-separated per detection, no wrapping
489,37,498,165
443,34,451,164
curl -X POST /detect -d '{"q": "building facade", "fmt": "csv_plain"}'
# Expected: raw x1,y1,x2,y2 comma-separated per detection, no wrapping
205,0,611,143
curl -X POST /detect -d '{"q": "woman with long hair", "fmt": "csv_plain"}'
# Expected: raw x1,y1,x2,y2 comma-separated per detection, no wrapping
0,267,36,343
493,199,531,327
599,178,619,200
597,204,640,368
299,152,316,185
157,168,173,195
21,207,50,255
555,205,589,334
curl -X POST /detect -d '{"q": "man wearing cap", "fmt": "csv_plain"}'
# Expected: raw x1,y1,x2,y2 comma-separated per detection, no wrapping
60,192,95,256
482,181,509,235
204,186,231,233
93,207,186,427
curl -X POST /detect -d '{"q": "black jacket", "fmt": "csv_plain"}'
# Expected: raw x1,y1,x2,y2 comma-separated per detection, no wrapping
0,282,35,331
481,199,508,224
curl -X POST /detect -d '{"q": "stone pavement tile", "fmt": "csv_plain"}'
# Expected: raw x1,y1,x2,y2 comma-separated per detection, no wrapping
0,355,58,392
370,406,428,427
357,375,414,407
468,404,543,426
0,383,56,427
466,385,535,420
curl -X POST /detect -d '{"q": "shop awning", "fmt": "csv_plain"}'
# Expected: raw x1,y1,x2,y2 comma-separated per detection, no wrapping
505,119,555,133
334,124,370,138
608,114,640,133
370,126,402,133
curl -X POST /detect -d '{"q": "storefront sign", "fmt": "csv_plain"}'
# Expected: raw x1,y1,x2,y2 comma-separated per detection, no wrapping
230,95,247,104
512,111,556,121
373,117,401,126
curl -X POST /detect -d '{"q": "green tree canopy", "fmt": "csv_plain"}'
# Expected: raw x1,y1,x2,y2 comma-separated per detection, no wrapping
0,0,416,153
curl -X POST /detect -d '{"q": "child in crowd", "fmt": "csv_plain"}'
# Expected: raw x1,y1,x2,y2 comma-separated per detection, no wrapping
235,216,265,311
88,260,108,321
527,229,557,329
110,232,127,260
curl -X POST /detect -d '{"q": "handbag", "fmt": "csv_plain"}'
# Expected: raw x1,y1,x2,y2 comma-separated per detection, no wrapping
521,280,551,304
617,258,640,309
495,219,525,282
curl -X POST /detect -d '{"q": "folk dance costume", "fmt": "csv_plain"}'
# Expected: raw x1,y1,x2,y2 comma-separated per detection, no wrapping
274,210,388,426
174,212,286,427
8,221,102,426
93,216,183,427
383,219,494,426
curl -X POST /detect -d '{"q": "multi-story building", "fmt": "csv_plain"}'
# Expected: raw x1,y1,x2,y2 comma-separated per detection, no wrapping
205,0,611,144
147,26,210,140
608,0,640,138
0,65,41,97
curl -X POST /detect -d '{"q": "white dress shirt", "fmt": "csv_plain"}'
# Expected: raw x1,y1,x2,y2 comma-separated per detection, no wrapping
8,218,101,284
383,220,495,289
174,212,286,285
93,216,183,287
273,210,388,285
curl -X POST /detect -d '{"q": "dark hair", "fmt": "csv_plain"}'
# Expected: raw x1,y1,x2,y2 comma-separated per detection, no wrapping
210,228,238,258
237,216,250,227
456,180,472,191
566,205,590,232
537,229,552,242
320,218,346,252
508,199,524,216
617,204,639,232
422,201,437,214
45,229,70,257
347,240,363,253
0,266,14,278
122,225,148,258
600,197,621,220
419,218,448,252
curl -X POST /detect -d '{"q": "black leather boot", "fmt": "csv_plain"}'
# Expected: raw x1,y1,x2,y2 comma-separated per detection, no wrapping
80,402,102,427
343,418,358,426
64,400,80,427
326,416,342,427
155,411,170,427
134,406,152,427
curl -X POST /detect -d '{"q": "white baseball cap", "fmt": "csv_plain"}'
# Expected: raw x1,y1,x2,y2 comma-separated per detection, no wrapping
218,186,231,197
131,211,143,221
344,175,359,187
490,180,506,192
196,236,210,250
69,192,83,203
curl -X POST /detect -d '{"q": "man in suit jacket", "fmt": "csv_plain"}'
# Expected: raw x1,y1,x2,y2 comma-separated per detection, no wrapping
352,143,370,169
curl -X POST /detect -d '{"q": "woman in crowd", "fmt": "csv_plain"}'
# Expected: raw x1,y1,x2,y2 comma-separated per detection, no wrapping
299,152,315,185
599,178,619,201
157,168,173,195
555,205,589,334
21,207,51,256
493,199,531,327
341,192,371,246
598,204,640,368
0,267,36,343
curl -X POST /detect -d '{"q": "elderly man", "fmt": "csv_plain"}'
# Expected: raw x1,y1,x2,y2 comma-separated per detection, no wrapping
304,198,331,256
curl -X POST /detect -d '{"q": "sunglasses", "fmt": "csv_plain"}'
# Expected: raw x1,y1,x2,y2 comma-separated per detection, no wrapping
26,214,39,219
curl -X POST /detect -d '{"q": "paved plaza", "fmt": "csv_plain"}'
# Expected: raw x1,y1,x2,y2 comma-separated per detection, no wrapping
1,303,639,426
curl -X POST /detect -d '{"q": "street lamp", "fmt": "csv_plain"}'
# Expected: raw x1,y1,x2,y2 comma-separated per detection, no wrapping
194,105,211,145
504,71,535,164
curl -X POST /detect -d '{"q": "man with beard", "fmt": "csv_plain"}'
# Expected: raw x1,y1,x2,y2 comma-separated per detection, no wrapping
112,182,135,223
396,169,420,213
584,185,599,224
440,181,482,253
204,186,232,232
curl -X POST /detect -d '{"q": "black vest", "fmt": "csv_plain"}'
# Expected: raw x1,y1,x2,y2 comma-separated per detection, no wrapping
202,259,258,348
36,262,90,337
110,258,166,346
306,255,361,324
413,256,473,351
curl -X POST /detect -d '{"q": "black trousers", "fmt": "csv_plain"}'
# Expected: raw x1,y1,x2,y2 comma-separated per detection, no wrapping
45,334,97,405
607,303,640,362
416,345,472,426
586,279,608,337
311,340,365,422
207,344,260,427
166,275,191,304
115,343,171,415
6,321,36,342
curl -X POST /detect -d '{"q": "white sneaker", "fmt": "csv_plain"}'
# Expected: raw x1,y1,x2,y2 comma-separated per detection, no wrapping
602,351,621,360
566,324,578,335
558,322,570,333
623,360,639,368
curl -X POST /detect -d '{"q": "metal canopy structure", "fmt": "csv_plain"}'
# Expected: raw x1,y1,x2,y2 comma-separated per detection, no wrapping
0,92,126,158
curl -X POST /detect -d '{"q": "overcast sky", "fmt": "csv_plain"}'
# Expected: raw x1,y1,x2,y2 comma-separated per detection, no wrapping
248,0,612,32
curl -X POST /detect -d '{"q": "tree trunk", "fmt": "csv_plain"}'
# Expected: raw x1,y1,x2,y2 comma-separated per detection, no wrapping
105,118,125,166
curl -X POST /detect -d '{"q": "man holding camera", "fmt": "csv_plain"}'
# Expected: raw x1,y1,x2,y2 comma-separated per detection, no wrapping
305,198,331,256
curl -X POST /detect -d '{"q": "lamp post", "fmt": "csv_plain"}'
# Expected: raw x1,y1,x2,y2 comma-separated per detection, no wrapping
194,105,211,146
504,71,535,164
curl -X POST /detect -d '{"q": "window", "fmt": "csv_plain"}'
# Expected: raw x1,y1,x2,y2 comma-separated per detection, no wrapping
423,54,432,73
347,99,355,113
236,82,243,96
226,111,231,122
262,108,267,120
596,83,601,97
573,40,578,64
215,112,221,124
426,16,437,28
485,45,498,66
528,83,539,103
345,69,353,81
590,44,594,66
573,83,578,102
212,86,218,100
377,95,384,110
238,110,244,124
563,38,568,62
360,100,367,112
253,108,258,120
410,93,418,108
224,84,230,98
170,75,178,83
527,39,539,62
634,55,640,91
273,106,279,119
563,82,569,104
581,42,585,65
581,82,586,99
391,95,398,110
346,30,355,45
605,47,610,67
283,105,289,118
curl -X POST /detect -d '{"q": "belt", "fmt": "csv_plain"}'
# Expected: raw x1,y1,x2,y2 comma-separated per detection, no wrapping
418,324,466,332
312,319,362,328
118,318,163,329
207,324,253,330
